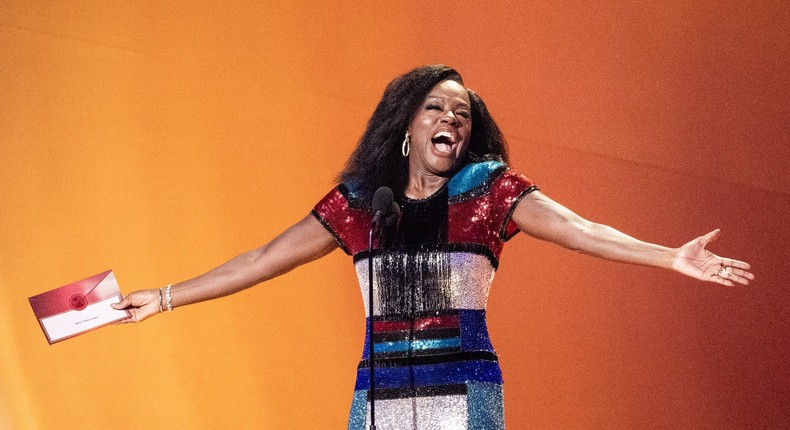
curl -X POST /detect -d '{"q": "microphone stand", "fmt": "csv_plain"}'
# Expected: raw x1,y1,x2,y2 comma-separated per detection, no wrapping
367,219,380,430
367,187,397,430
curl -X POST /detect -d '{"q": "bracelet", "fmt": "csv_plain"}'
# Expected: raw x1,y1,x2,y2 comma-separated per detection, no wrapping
158,288,164,313
165,284,173,312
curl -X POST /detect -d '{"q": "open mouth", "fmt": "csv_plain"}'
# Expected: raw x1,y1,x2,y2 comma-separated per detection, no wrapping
431,131,458,154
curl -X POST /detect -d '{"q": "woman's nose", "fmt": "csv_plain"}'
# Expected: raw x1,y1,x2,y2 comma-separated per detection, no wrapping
441,110,459,125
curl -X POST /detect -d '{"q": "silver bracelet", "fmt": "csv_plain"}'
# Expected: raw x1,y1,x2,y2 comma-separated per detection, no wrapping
165,284,173,312
158,287,164,313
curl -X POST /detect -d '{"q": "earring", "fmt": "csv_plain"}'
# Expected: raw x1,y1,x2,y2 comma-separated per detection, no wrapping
401,131,410,157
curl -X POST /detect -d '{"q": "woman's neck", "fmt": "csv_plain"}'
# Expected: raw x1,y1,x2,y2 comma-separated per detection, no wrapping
404,171,449,200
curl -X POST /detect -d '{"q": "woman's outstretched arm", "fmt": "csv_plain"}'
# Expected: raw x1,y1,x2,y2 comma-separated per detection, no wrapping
511,191,753,286
112,214,339,323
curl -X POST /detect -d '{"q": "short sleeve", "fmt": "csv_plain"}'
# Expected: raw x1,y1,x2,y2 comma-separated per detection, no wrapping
489,168,539,241
446,162,538,259
311,186,372,255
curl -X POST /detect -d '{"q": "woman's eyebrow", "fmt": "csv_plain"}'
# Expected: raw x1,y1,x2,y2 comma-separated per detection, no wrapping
425,95,470,108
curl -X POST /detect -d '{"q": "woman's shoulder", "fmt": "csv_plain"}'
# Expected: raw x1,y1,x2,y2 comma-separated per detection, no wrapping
448,160,535,203
332,180,369,209
448,160,510,197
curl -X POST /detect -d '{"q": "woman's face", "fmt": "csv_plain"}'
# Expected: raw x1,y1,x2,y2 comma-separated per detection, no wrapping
407,80,472,177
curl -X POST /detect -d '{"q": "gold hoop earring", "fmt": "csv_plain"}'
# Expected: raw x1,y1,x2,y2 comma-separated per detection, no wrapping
401,131,410,157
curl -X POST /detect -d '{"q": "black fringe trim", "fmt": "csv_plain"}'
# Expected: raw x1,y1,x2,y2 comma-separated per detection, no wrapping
353,242,499,270
371,308,460,321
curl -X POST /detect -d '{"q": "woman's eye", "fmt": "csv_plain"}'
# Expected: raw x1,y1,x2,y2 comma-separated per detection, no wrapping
457,111,471,119
426,104,442,111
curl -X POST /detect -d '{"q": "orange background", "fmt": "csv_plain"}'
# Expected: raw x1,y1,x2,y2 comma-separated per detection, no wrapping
1,1,788,429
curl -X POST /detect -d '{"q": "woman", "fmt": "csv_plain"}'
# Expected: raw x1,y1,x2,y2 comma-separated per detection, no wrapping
113,65,753,429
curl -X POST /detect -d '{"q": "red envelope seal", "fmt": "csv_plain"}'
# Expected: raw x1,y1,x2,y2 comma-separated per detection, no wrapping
69,293,88,311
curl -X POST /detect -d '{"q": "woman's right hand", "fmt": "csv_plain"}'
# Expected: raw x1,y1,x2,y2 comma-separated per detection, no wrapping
112,289,161,323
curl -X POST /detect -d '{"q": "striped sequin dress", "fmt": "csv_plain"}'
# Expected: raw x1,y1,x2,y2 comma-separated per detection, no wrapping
312,161,537,430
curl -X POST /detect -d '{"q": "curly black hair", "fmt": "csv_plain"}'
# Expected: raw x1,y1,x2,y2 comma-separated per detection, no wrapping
338,65,510,201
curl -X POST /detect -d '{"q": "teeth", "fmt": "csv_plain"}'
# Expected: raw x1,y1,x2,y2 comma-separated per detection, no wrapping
432,131,456,143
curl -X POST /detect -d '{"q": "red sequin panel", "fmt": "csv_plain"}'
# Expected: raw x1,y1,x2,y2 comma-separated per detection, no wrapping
447,169,534,259
313,187,372,255
374,314,460,332
490,169,535,240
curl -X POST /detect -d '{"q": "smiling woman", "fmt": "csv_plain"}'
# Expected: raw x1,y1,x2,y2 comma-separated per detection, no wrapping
337,66,510,206
405,80,473,191
113,65,753,429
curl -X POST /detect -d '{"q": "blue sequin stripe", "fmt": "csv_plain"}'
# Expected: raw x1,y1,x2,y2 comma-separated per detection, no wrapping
447,160,508,203
374,337,461,353
459,309,495,351
353,359,503,390
361,310,494,359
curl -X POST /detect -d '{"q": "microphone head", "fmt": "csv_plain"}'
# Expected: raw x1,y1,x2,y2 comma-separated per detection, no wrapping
372,187,394,214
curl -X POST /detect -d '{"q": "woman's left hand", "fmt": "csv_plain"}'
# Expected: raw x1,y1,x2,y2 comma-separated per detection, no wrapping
672,229,754,286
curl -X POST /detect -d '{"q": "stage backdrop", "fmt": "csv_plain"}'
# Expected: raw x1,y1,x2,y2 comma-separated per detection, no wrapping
1,1,788,429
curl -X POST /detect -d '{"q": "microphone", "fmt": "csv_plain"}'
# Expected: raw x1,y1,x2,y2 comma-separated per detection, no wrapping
367,187,399,430
371,187,399,228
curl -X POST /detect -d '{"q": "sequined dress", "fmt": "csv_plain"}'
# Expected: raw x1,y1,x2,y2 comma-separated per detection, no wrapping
312,161,537,430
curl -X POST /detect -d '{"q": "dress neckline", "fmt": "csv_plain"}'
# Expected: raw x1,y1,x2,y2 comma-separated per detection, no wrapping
400,181,449,204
